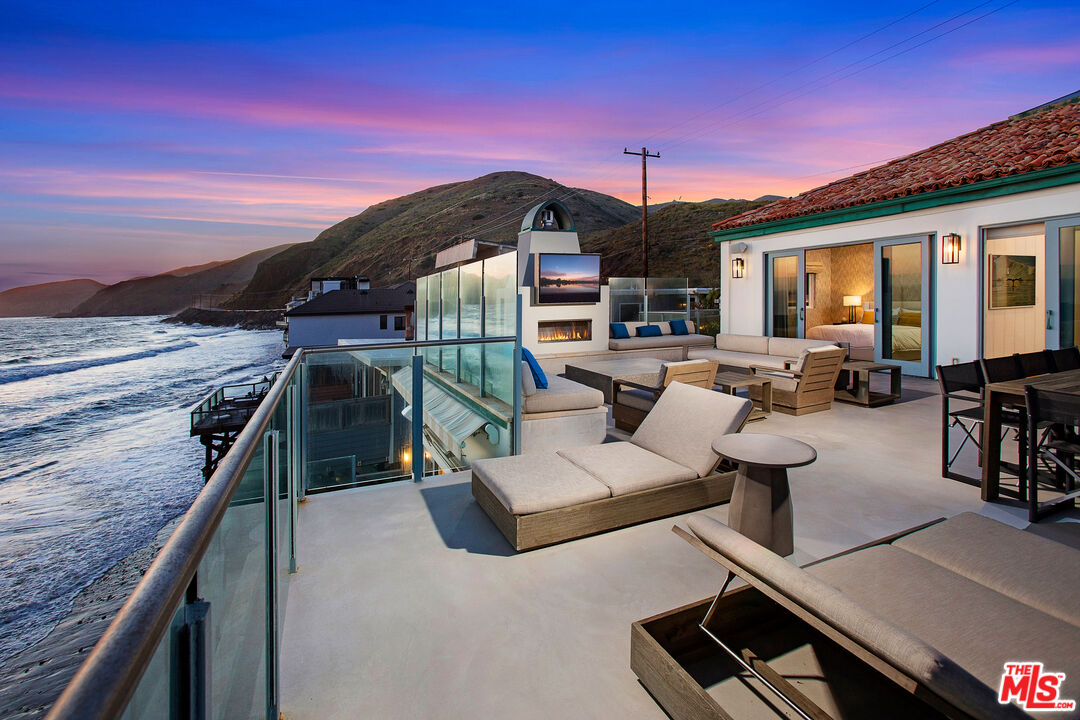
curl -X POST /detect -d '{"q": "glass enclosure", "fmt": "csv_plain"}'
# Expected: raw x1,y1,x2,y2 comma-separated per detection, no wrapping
607,277,692,324
609,277,646,322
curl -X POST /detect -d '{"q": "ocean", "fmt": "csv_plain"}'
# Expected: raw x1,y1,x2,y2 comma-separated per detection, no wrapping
0,317,284,666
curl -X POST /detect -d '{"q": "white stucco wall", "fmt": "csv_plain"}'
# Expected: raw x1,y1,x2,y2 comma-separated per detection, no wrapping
719,183,1080,372
288,314,406,349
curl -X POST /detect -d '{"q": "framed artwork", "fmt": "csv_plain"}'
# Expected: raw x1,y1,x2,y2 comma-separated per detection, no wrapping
989,254,1036,308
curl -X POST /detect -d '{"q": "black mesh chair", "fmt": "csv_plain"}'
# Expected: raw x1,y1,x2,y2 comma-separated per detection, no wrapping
1049,346,1080,372
980,354,1023,384
1025,386,1080,521
1015,350,1054,377
937,361,1022,485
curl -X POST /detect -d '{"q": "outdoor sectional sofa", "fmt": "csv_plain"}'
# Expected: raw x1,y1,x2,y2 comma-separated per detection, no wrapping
688,332,841,372
633,511,1080,720
472,382,752,551
608,320,715,354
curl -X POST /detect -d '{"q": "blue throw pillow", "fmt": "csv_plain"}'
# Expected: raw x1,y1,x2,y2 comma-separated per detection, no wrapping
670,319,690,335
636,324,662,338
610,322,630,339
520,347,548,389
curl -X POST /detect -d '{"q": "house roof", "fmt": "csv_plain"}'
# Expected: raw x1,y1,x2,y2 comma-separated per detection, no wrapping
286,283,416,317
712,97,1080,235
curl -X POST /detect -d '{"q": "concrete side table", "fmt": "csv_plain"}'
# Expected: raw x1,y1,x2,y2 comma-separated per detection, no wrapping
711,433,817,556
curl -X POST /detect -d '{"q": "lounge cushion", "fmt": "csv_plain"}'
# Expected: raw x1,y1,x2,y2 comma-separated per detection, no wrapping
522,375,604,414
614,387,656,412
808,544,1080,714
610,322,630,339
686,515,1030,720
472,454,610,514
631,382,751,477
521,347,548,389
558,442,696,496
747,370,798,393
894,512,1080,628
768,336,833,358
715,333,769,354
637,324,663,337
687,348,785,370
521,361,537,396
608,334,714,351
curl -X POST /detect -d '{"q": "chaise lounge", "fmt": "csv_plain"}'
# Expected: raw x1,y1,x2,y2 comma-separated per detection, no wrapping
471,382,752,551
633,511,1079,720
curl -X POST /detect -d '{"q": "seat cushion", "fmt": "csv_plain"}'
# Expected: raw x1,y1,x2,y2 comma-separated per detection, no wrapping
748,370,798,393
808,544,1080,706
687,348,785,370
894,512,1080,628
715,333,770,354
631,382,751,477
472,453,610,514
614,387,656,412
523,375,604,414
558,442,696,496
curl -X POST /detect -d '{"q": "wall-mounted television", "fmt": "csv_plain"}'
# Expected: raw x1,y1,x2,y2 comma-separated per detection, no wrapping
535,253,601,304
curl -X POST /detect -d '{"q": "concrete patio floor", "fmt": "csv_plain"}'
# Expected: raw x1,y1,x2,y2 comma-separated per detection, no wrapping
279,376,1075,719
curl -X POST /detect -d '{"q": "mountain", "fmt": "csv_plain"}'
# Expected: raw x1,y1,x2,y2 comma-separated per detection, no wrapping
579,200,770,286
229,171,639,309
0,279,107,318
64,244,295,317
754,194,784,203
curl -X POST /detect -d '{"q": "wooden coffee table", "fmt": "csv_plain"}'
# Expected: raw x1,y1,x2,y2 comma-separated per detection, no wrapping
712,433,817,556
714,371,772,422
834,360,901,407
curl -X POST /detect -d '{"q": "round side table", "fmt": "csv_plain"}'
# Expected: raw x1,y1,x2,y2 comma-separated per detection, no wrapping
711,433,817,556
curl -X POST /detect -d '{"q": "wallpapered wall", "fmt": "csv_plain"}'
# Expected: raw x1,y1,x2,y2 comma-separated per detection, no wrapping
805,243,873,327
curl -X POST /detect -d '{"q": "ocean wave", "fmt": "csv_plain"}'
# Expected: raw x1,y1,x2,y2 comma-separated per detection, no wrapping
0,341,199,386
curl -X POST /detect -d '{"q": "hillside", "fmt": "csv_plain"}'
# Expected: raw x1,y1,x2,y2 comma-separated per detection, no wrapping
230,171,639,309
64,244,295,317
579,200,770,286
0,279,106,317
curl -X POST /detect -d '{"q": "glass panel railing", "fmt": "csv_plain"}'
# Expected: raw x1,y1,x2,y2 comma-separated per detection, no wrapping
116,602,185,720
609,277,646,322
645,277,689,322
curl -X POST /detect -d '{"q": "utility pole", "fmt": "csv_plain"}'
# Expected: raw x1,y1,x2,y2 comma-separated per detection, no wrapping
624,146,660,277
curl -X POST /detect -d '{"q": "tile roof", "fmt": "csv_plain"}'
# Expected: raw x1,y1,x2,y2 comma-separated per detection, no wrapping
286,283,416,317
713,98,1080,232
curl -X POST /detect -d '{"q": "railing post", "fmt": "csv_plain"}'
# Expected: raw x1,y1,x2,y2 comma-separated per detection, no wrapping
176,579,210,720
411,354,424,482
513,293,523,455
287,385,298,574
263,431,280,720
297,360,307,502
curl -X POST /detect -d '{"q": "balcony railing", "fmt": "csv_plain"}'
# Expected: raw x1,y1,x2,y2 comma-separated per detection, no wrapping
45,336,520,720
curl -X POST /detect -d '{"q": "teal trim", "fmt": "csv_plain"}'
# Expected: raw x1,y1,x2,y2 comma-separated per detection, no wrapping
710,163,1080,242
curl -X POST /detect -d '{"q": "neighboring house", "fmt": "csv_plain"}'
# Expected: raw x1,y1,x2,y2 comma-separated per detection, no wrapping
710,92,1080,377
283,282,415,357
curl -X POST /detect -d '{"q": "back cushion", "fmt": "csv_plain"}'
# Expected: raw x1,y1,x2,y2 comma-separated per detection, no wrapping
715,333,769,354
768,336,832,358
654,321,672,335
897,310,921,327
793,345,840,373
521,361,537,396
632,382,751,477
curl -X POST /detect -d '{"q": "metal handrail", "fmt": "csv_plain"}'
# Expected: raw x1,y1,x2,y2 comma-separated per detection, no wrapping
45,336,519,720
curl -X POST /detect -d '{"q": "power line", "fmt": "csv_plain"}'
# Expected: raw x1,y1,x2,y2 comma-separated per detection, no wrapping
623,147,661,276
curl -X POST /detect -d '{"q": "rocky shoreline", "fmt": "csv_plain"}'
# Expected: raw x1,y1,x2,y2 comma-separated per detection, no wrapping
0,518,181,719
163,306,283,330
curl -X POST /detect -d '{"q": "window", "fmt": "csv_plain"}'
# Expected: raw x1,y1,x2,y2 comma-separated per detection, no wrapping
394,316,405,331
379,314,387,330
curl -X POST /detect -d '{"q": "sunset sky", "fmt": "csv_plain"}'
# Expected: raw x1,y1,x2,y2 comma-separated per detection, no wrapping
1,1,1078,290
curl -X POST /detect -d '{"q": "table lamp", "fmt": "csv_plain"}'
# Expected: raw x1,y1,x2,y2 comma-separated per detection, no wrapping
843,295,860,323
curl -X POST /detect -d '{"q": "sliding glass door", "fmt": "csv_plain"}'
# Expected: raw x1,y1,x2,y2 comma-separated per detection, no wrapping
1045,216,1080,350
766,250,805,338
874,235,930,375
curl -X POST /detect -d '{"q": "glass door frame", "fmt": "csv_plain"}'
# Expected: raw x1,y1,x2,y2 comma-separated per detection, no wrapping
764,249,806,338
874,234,932,376
1044,215,1080,350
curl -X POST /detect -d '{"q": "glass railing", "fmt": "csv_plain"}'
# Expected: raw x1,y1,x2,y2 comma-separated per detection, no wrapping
47,337,517,720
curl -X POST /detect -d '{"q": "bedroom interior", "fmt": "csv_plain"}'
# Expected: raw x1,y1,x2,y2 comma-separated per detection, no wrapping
802,243,923,362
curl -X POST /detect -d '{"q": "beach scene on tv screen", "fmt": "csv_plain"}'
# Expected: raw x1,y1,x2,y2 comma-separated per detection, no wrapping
538,255,600,303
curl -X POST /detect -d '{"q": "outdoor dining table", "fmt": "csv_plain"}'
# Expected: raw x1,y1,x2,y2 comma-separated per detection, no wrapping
981,367,1080,502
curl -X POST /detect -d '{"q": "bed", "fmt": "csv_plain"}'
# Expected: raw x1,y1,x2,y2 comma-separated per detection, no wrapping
806,321,921,362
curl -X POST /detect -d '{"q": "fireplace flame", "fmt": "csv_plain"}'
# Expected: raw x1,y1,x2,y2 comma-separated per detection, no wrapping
538,321,591,343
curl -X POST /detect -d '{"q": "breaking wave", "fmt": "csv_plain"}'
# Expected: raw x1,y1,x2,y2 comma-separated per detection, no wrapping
0,341,198,386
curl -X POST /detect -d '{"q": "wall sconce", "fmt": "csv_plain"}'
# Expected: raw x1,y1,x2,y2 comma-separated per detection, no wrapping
731,257,745,279
942,233,961,264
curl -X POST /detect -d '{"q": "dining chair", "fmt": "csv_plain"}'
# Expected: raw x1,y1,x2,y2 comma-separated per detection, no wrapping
1049,346,1080,372
1015,350,1054,377
1024,386,1080,521
977,355,1031,492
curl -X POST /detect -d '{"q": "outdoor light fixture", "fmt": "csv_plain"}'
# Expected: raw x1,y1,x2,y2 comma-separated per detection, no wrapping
942,233,961,264
731,257,745,279
843,295,860,323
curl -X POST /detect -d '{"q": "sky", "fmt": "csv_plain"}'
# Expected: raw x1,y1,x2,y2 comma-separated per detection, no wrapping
0,1,1078,291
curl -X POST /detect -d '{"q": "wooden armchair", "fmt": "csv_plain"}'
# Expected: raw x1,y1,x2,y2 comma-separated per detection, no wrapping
748,347,846,415
612,360,719,432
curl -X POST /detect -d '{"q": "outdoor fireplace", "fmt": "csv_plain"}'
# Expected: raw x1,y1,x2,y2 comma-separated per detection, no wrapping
537,319,592,343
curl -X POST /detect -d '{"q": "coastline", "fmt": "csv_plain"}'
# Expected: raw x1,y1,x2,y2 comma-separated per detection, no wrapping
163,307,282,330
0,517,181,720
